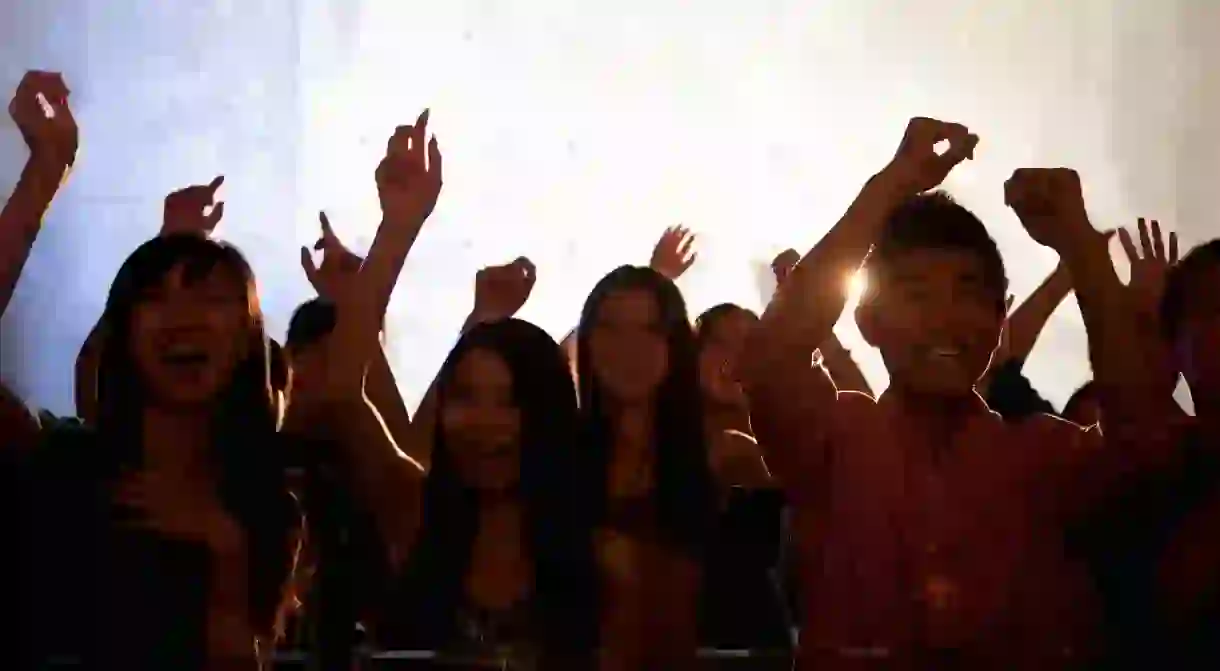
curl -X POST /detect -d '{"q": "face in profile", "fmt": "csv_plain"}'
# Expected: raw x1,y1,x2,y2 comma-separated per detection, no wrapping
698,308,758,406
129,262,251,407
861,248,1004,397
440,347,522,491
588,288,670,404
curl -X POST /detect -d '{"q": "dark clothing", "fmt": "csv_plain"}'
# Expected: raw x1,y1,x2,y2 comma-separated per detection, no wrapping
290,438,386,671
15,421,297,670
1076,424,1219,669
983,357,1056,422
700,488,792,651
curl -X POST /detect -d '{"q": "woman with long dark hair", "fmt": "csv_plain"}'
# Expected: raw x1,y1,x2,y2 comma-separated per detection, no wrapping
18,233,303,669
375,318,597,668
576,264,715,671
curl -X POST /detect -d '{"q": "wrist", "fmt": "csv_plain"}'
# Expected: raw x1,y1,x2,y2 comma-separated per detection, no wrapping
1055,223,1108,269
871,165,921,203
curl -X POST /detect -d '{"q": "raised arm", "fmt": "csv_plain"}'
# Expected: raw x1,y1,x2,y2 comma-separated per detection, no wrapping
742,118,978,490
1005,171,1183,518
304,209,536,471
294,112,442,563
0,71,77,447
74,176,225,423
1007,174,1175,426
770,248,874,396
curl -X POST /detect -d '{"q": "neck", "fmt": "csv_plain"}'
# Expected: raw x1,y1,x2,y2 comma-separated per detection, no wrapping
142,404,212,473
889,386,979,437
476,496,524,535
608,401,653,448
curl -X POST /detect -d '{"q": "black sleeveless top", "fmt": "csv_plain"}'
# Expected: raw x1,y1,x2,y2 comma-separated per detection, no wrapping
14,420,298,670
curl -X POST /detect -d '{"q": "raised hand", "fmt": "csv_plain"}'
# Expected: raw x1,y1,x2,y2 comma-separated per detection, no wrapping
771,248,800,286
1004,168,1096,253
649,225,697,281
472,257,537,323
9,70,78,171
1118,217,1178,314
301,211,363,299
162,176,224,237
376,109,443,226
882,117,978,195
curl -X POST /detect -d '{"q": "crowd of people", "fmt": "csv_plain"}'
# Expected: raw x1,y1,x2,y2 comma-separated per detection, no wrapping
2,68,1219,670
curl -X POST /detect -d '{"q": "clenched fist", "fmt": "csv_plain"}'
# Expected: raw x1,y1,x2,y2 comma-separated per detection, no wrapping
9,70,78,171
882,117,978,195
472,257,537,323
1004,168,1095,253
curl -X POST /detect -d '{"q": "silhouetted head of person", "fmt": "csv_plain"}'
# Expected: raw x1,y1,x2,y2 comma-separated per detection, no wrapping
579,265,693,406
98,233,273,421
856,191,1008,399
1162,238,1220,409
432,318,579,493
695,303,759,408
1062,380,1100,427
576,265,713,551
283,297,337,402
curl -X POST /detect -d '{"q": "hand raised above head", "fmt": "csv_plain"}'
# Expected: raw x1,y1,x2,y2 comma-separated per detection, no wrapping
376,108,443,226
301,210,363,299
1004,167,1095,253
471,256,536,323
771,248,800,285
882,117,978,195
1118,217,1178,313
9,70,78,170
162,176,224,237
649,225,698,281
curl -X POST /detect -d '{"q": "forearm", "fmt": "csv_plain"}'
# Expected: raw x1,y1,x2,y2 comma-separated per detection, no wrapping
364,347,421,463
816,334,872,396
750,174,903,373
1062,229,1165,416
1005,263,1072,363
0,158,66,318
360,216,426,318
336,397,424,559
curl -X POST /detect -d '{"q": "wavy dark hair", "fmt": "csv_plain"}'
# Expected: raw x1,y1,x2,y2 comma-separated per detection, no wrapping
390,318,597,657
95,233,297,633
577,265,714,554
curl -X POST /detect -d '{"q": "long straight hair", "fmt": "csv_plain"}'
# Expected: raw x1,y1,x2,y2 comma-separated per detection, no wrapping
94,233,296,632
576,265,714,555
395,318,597,655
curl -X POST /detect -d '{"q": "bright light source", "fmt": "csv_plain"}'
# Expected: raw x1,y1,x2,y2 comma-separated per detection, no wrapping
846,270,868,304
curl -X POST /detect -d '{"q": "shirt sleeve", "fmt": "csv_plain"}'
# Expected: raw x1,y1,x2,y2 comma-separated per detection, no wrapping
744,360,837,508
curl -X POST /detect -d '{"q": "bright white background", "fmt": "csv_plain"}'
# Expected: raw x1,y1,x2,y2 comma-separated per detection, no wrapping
1,0,1215,415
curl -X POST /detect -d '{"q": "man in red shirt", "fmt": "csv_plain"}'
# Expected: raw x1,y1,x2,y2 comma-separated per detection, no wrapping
742,117,1179,669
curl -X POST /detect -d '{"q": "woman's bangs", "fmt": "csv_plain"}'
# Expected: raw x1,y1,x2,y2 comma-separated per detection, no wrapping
106,234,259,316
